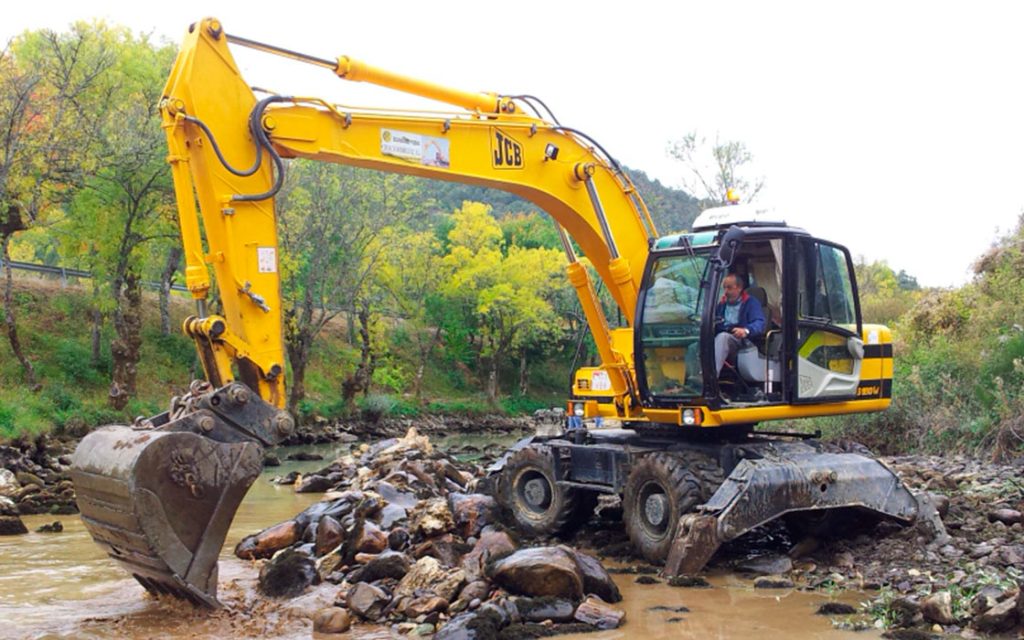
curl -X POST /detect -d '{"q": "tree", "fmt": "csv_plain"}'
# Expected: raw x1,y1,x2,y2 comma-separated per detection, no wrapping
60,26,177,409
277,162,420,409
667,131,765,207
0,24,116,387
440,202,566,405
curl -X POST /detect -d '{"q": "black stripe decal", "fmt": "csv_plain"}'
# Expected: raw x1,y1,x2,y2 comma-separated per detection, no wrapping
863,344,893,358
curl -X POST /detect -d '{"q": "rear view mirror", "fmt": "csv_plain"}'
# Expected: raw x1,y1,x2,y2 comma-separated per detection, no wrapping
716,226,746,268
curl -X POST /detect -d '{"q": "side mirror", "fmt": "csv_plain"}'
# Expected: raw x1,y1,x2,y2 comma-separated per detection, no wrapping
716,226,746,268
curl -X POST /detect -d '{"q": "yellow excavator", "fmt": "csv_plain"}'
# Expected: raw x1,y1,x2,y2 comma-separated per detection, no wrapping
70,18,918,607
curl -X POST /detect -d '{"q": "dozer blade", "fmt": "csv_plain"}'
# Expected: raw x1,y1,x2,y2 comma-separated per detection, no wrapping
664,450,919,577
70,425,263,607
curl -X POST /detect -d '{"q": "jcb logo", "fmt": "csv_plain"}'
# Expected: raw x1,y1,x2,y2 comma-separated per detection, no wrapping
491,129,524,169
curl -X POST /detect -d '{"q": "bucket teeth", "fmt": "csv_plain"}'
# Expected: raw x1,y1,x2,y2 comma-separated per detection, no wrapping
71,425,264,607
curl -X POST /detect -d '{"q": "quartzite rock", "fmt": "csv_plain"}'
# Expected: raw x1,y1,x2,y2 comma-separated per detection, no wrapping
396,556,466,602
0,469,19,499
412,497,455,538
971,596,1019,633
312,607,352,634
489,547,584,600
920,591,955,625
349,550,412,583
449,493,498,538
574,595,626,630
235,520,299,559
462,529,516,582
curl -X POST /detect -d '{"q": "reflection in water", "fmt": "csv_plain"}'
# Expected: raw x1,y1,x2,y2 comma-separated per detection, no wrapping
0,440,880,639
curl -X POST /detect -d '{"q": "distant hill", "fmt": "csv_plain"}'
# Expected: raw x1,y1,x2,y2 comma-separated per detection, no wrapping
422,166,699,237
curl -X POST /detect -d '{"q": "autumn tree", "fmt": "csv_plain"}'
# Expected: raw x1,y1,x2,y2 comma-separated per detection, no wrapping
667,131,765,207
0,24,116,387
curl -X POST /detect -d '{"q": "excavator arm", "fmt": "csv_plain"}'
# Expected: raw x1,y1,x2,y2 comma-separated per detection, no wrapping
160,18,657,413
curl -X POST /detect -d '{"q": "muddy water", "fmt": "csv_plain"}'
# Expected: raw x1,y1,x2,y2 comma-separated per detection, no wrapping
0,441,881,640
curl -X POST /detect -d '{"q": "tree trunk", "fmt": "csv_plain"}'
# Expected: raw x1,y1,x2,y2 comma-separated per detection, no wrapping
342,302,375,405
518,351,529,396
1,234,39,389
109,273,142,410
486,357,500,407
90,308,102,366
159,246,182,335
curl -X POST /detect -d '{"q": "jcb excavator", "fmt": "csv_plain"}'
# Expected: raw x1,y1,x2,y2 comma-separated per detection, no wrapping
70,18,918,607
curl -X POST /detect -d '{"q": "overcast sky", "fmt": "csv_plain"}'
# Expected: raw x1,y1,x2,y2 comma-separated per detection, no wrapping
5,1,1023,287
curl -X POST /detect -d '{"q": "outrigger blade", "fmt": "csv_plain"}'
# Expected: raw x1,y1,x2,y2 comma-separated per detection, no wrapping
664,451,919,577
69,383,293,607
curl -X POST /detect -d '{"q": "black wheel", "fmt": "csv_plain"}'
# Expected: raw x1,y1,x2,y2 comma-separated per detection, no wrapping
622,453,704,564
502,445,590,536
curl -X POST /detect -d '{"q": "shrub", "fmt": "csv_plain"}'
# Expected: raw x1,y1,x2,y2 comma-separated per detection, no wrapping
359,394,397,423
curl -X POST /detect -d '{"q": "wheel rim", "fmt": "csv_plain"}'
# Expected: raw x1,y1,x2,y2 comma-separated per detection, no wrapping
637,480,671,539
516,470,553,514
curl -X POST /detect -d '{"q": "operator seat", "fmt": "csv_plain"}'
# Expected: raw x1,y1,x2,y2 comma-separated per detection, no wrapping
737,285,782,388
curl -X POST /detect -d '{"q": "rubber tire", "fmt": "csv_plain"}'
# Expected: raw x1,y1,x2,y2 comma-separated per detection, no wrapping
622,453,703,564
502,445,589,537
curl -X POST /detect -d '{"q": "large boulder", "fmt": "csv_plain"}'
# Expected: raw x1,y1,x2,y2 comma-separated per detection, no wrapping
488,547,584,600
512,596,576,623
565,547,621,603
257,549,317,598
921,591,955,625
312,607,351,634
971,597,1019,634
435,609,504,640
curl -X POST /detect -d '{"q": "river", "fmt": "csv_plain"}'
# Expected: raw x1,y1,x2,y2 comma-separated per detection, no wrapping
0,440,881,639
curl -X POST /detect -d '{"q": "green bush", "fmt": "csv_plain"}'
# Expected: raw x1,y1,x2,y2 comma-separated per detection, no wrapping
427,398,489,415
500,394,548,415
0,403,15,439
359,393,397,423
54,339,105,385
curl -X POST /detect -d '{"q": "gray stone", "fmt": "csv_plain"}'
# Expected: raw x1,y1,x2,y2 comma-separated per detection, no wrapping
347,582,390,621
753,576,795,589
397,556,466,602
0,515,28,536
257,549,316,598
351,550,412,583
987,508,1023,525
435,609,504,640
0,470,19,499
737,553,793,575
512,596,576,623
971,596,1019,633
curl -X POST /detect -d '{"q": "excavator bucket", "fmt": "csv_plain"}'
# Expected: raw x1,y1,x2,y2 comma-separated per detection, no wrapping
664,447,919,577
69,383,293,607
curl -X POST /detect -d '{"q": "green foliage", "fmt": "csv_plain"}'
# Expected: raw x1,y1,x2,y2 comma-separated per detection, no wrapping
358,393,397,423
0,403,15,439
500,394,548,415
427,398,490,415
53,339,104,385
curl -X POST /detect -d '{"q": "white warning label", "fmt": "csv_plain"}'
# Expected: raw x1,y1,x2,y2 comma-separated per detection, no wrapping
257,247,277,274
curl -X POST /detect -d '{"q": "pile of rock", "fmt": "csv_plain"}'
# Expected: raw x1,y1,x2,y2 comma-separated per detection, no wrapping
0,434,77,534
237,428,626,636
777,454,1024,635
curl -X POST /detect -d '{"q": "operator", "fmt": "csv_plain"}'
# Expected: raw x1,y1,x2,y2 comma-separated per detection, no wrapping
714,273,766,375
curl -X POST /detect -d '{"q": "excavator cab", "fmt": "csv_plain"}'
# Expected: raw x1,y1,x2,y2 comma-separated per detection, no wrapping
635,206,872,409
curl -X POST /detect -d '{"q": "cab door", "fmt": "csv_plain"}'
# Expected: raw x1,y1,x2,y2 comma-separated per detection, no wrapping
792,239,864,401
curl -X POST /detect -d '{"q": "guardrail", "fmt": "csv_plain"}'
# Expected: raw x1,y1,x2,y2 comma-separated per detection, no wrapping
0,259,189,292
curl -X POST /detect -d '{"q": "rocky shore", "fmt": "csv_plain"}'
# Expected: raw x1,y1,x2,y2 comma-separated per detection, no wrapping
239,427,625,637
3,417,1024,637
